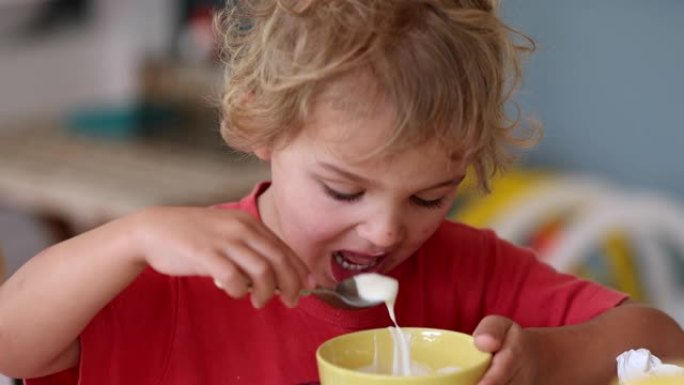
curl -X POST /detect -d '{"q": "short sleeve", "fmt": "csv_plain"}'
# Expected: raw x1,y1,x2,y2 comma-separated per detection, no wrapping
482,232,629,327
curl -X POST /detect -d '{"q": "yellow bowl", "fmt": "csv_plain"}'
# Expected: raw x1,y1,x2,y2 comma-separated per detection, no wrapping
316,327,491,385
626,377,684,385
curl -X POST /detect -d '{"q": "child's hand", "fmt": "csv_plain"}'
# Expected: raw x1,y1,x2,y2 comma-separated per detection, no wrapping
129,206,313,308
472,315,540,385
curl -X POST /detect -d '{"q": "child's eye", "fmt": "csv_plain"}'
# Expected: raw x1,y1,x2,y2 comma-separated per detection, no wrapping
322,184,363,202
410,196,444,209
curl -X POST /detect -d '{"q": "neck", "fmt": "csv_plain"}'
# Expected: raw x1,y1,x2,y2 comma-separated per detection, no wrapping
256,184,284,239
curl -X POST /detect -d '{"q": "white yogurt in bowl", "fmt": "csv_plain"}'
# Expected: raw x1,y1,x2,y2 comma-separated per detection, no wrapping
352,273,452,376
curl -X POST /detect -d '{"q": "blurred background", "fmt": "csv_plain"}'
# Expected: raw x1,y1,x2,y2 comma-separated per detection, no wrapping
0,1,682,381
0,0,270,276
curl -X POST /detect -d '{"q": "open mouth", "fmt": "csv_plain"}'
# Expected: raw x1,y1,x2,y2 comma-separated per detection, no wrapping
334,251,380,270
330,250,386,281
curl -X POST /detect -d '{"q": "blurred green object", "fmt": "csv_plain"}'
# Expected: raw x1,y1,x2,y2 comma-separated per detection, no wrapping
66,103,177,139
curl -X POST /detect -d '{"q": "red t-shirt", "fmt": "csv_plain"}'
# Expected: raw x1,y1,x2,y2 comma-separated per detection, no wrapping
26,182,627,385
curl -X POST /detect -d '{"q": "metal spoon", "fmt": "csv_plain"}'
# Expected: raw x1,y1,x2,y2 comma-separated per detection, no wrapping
302,276,383,308
214,275,383,308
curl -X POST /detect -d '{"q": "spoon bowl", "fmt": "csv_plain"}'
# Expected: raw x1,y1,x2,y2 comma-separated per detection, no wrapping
304,276,382,308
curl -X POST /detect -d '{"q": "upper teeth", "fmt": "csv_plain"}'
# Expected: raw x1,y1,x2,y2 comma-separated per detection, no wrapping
334,252,376,271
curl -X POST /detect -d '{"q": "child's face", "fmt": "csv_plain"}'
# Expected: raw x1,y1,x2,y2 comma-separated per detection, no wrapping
256,97,467,288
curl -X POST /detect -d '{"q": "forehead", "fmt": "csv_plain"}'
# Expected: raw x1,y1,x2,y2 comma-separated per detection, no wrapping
314,71,388,124
300,96,464,178
300,71,468,164
310,90,395,151
303,78,459,161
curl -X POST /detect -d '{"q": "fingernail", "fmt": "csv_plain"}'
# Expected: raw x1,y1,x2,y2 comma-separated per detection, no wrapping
283,297,297,309
250,296,262,309
213,279,224,290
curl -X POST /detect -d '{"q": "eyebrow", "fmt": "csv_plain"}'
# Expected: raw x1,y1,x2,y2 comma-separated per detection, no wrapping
319,162,371,184
428,174,466,190
318,161,466,190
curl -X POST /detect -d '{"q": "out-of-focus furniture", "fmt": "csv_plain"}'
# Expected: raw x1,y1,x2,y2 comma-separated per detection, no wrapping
0,120,270,236
0,119,268,385
449,169,684,327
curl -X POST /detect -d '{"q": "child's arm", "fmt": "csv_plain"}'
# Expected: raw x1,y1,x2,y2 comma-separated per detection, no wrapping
472,301,684,385
0,206,311,379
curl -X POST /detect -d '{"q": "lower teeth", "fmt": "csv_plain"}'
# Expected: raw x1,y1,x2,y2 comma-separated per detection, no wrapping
334,252,375,271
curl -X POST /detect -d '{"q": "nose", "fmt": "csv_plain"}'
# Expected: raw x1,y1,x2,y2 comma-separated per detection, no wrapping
356,207,405,248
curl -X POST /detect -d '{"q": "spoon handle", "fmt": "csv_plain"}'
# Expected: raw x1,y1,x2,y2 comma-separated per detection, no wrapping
300,288,333,297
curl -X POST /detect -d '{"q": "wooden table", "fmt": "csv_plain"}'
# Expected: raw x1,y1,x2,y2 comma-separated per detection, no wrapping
0,121,270,235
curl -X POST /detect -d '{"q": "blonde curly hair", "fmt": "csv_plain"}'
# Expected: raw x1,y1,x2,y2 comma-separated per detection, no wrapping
216,0,538,191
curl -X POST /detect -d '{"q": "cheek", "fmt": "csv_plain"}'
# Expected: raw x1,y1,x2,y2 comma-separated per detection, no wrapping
297,205,340,237
280,190,353,246
420,226,435,237
281,201,357,273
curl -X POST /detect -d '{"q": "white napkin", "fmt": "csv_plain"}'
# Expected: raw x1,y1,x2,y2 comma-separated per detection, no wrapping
616,348,684,384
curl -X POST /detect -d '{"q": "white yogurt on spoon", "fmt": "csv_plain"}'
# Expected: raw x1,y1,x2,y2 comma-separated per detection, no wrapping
353,273,399,323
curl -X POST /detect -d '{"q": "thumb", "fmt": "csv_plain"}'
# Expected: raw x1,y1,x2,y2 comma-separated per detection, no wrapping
472,315,515,353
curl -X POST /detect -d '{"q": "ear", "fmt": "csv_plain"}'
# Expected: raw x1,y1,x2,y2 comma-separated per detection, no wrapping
253,146,272,161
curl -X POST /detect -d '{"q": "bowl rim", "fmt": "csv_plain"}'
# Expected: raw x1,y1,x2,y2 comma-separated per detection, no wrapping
315,327,491,380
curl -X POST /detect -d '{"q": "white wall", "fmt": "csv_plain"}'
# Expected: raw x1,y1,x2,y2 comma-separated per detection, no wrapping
503,0,684,198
